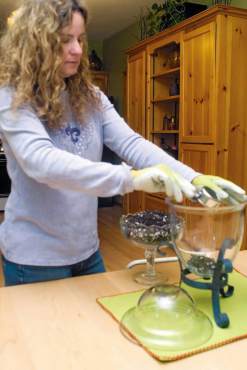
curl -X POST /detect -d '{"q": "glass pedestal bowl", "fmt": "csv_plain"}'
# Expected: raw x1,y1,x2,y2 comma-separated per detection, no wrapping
120,211,182,285
169,201,246,327
120,284,213,351
170,202,245,278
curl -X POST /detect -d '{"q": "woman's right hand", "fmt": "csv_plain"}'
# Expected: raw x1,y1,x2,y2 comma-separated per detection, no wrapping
131,164,196,203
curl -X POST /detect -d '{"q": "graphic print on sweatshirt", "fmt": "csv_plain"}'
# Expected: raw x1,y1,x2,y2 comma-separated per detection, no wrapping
48,121,94,156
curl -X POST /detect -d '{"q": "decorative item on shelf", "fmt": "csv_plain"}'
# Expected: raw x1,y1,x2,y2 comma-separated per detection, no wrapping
168,116,176,130
212,1,231,5
162,114,170,130
169,45,180,68
163,44,180,69
163,115,177,130
169,78,180,96
88,49,103,71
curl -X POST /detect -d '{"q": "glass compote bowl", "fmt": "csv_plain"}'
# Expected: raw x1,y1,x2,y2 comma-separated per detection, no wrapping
169,200,246,327
120,210,182,285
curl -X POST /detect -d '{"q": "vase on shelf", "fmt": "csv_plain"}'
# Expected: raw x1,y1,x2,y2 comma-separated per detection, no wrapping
169,79,180,96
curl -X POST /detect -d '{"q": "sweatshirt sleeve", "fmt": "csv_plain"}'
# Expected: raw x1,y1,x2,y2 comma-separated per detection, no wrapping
0,88,134,197
99,91,200,183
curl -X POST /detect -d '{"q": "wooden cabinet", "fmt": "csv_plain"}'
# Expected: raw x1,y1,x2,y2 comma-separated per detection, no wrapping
124,6,247,239
90,71,108,95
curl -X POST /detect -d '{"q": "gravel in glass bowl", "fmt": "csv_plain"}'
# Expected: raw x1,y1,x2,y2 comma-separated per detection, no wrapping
120,210,182,285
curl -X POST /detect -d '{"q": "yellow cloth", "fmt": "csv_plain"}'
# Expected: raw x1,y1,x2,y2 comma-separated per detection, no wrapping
97,270,247,362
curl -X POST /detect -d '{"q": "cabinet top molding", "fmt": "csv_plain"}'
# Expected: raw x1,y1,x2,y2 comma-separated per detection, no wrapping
126,5,247,55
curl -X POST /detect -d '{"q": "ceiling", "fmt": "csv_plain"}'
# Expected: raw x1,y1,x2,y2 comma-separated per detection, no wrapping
0,0,160,40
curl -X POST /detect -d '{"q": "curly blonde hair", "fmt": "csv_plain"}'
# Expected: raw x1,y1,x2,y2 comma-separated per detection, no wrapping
0,0,100,128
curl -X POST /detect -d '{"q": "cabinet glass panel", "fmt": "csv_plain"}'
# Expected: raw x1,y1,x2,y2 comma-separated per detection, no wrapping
150,42,180,160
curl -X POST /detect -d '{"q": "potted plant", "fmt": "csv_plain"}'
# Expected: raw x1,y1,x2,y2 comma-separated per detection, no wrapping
212,1,232,4
137,1,209,40
137,1,185,40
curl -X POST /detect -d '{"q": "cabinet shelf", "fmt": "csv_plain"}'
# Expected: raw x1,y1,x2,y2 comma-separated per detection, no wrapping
152,95,180,103
151,67,180,79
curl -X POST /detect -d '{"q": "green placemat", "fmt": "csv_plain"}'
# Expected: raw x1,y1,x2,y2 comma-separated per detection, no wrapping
97,270,247,362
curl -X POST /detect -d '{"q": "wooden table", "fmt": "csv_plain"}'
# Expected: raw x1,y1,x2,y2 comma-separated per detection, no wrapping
0,251,246,370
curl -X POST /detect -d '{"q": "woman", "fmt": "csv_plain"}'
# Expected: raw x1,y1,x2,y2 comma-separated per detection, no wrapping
0,0,245,286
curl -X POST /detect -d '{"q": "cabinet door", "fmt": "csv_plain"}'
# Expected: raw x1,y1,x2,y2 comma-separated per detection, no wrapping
226,16,247,190
180,143,216,174
123,49,146,214
126,50,146,137
180,22,216,143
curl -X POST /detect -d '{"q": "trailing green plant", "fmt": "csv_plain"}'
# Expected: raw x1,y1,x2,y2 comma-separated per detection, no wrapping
146,3,166,37
161,0,185,30
212,0,232,4
137,1,186,40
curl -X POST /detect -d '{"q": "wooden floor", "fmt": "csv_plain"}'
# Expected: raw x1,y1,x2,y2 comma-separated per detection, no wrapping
0,212,3,286
0,206,173,286
98,205,146,271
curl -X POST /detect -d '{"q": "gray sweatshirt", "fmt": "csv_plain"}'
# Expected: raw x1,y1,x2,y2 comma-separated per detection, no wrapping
0,87,198,266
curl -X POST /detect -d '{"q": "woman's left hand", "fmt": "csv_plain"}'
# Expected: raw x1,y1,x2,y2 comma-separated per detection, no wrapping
192,175,247,204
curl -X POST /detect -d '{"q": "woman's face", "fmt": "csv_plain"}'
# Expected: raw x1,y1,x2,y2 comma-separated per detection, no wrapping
60,11,86,78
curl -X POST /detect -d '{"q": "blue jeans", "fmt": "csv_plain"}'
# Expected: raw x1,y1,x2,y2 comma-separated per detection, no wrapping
2,250,106,286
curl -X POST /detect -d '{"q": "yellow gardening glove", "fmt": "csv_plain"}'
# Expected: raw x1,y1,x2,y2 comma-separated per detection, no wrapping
192,175,247,204
131,164,196,202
